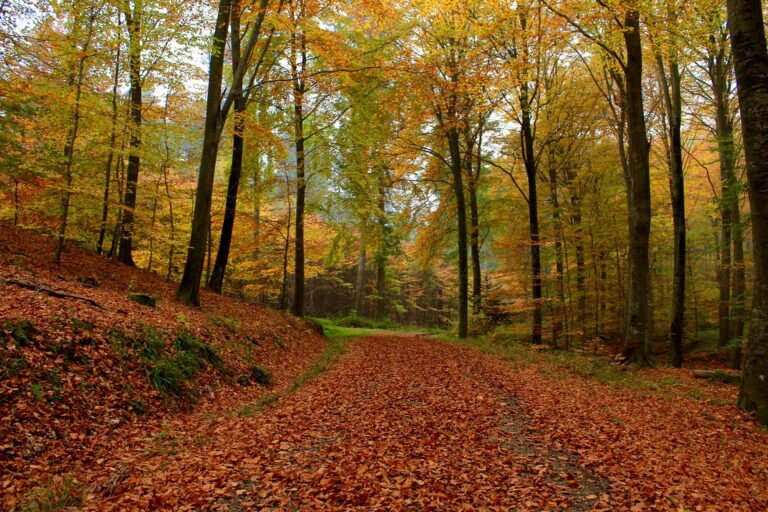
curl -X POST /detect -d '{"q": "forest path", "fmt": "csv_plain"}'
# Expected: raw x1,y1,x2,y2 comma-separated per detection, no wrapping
87,335,606,510
215,334,607,511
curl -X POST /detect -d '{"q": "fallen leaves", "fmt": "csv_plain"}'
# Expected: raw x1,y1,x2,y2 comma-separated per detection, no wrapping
0,224,326,509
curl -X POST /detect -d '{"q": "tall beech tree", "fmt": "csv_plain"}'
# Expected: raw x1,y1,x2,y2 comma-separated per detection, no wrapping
177,0,271,305
651,2,686,368
727,0,768,425
176,0,233,305
116,0,143,266
207,0,275,293
547,1,653,365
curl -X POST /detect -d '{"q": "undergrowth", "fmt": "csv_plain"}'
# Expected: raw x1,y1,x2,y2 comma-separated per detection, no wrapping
442,326,720,401
18,476,81,512
110,324,223,399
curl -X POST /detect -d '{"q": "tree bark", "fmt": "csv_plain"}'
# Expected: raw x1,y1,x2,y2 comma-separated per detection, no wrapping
177,0,231,305
657,51,686,368
290,29,307,317
209,0,247,294
375,173,387,319
621,10,653,367
354,232,366,313
521,81,542,344
732,204,746,368
548,152,566,348
448,126,469,339
466,131,482,315
97,37,120,255
117,6,142,267
728,0,768,424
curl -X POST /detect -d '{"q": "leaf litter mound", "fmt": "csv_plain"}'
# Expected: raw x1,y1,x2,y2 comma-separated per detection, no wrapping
0,224,326,509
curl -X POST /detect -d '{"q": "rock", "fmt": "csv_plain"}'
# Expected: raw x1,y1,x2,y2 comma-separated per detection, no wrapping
127,293,157,308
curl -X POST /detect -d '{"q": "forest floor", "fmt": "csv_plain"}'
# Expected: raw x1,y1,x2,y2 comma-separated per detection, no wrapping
74,333,768,511
2,225,768,511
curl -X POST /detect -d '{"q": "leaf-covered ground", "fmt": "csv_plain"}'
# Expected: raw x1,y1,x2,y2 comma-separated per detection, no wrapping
3,225,768,511
0,225,326,509
78,335,768,511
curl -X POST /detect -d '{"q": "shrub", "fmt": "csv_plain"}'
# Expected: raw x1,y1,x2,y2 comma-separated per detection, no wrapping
3,318,37,347
249,364,273,387
21,476,82,512
173,328,223,369
210,315,241,333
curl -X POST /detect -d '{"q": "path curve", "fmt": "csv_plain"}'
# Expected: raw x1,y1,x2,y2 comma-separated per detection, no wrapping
89,335,606,510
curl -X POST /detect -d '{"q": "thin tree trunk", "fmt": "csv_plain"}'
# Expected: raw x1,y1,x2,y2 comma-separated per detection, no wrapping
97,37,120,255
280,177,292,311
467,131,482,315
147,180,159,272
521,82,542,344
290,29,307,317
354,232,366,313
448,126,469,338
728,0,768,424
163,157,175,280
656,51,686,368
108,147,125,259
54,8,96,264
117,7,142,266
375,174,387,319
549,153,566,348
732,204,746,368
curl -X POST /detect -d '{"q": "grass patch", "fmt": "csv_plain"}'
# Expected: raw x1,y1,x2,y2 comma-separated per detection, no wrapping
210,314,241,333
237,392,280,417
308,317,386,340
288,332,350,393
19,476,82,511
2,355,28,377
234,322,355,417
248,364,273,387
440,327,729,401
3,318,37,347
110,325,223,399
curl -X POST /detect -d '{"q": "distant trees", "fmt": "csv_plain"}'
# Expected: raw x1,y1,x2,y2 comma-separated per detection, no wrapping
6,0,768,420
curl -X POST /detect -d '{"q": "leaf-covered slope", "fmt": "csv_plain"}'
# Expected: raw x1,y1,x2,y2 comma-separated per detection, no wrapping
0,223,326,508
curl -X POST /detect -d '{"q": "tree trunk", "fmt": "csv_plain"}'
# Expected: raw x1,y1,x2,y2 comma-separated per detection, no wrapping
448,127,469,338
209,3,248,294
354,232,366,313
732,204,746,368
657,52,686,368
280,178,292,311
375,175,387,319
621,10,653,367
521,82,542,344
177,0,231,305
549,154,566,348
290,30,307,317
117,9,142,267
108,147,125,259
54,15,94,264
466,133,482,315
147,180,159,271
208,95,246,293
728,0,768,424
97,39,120,256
